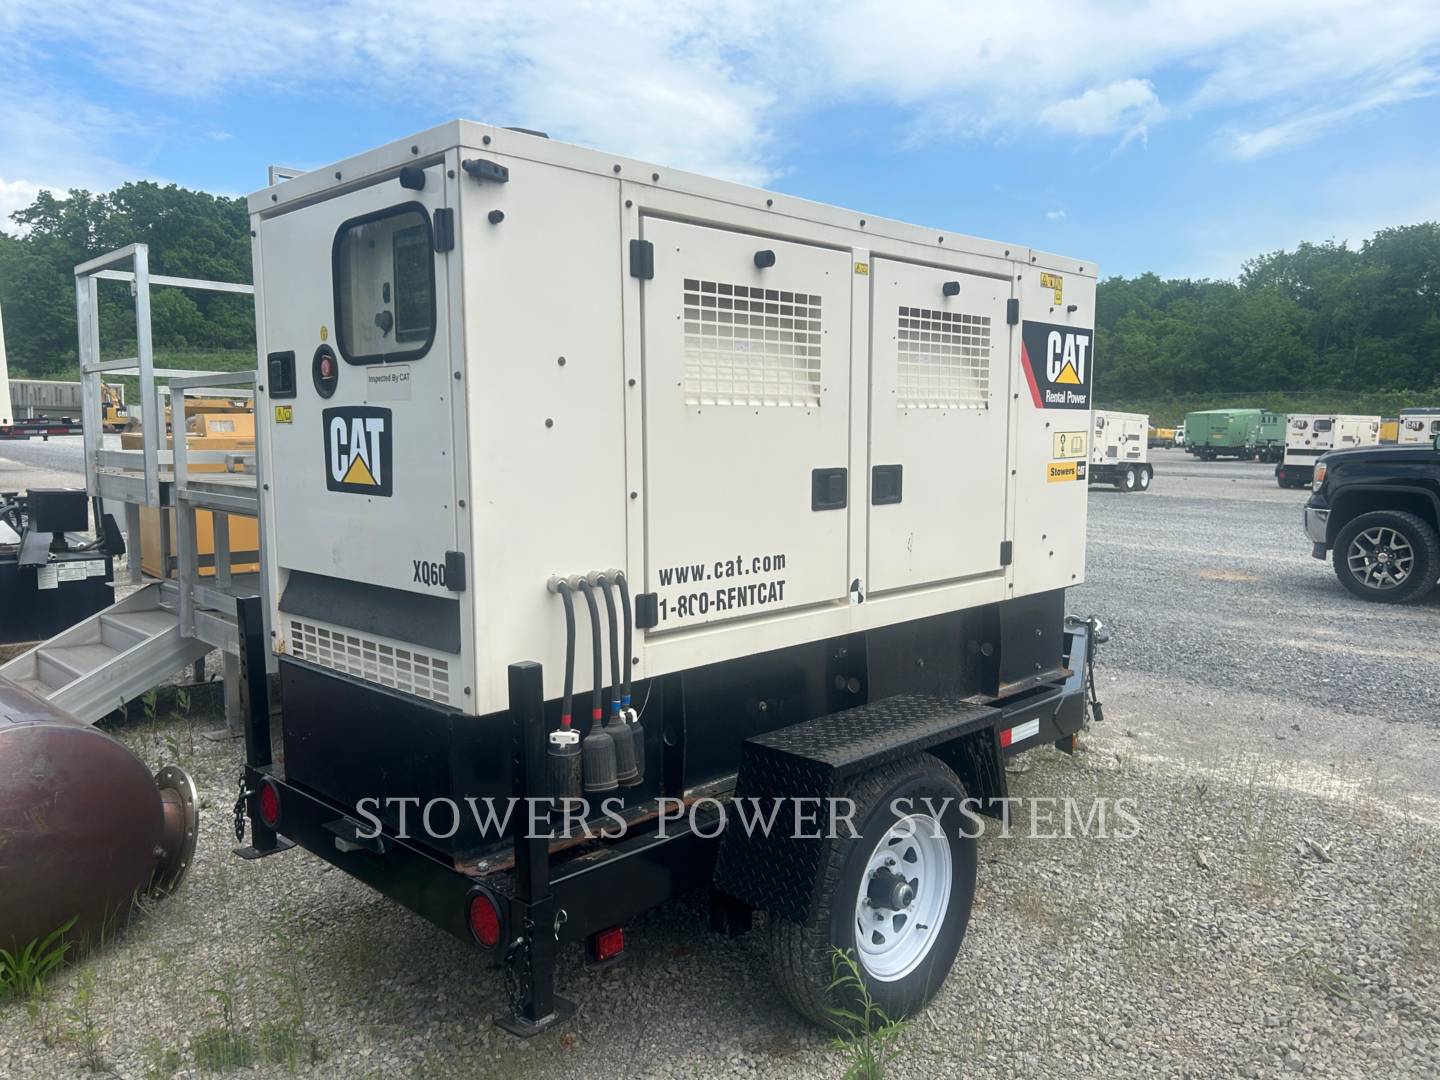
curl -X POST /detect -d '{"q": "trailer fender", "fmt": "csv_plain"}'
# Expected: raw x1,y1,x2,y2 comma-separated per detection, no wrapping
711,696,1002,924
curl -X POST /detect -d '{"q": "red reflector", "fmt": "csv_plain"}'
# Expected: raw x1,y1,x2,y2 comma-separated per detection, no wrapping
468,893,501,948
592,925,625,962
999,728,1013,748
257,781,280,828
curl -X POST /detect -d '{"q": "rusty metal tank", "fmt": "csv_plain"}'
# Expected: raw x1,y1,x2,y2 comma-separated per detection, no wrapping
0,679,198,952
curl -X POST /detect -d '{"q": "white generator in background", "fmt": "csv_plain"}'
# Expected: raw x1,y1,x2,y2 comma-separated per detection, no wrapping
1089,410,1152,492
1397,407,1440,446
1276,414,1380,488
239,119,1102,1031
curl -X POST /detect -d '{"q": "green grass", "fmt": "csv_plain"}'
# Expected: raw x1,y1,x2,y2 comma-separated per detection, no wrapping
0,918,77,1002
825,948,912,1080
1099,390,1440,428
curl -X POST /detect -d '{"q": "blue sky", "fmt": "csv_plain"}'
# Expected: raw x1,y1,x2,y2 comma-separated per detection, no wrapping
2,1,1438,280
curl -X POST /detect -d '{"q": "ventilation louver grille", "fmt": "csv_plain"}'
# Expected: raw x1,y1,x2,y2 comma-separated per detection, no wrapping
289,619,451,705
895,306,991,409
683,279,823,407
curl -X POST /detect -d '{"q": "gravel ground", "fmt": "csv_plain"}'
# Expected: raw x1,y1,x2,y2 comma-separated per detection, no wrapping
3,448,1438,1079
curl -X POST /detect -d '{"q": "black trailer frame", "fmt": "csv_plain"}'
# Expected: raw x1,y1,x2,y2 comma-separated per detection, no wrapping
233,593,1099,1035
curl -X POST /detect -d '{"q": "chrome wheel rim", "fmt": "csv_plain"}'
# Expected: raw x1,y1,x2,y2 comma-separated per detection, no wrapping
854,814,951,982
1346,526,1414,591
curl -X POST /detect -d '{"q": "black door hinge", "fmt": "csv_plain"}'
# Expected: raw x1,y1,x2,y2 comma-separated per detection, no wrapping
630,239,655,280
1006,298,1020,325
1000,540,1012,566
433,208,455,252
444,550,467,592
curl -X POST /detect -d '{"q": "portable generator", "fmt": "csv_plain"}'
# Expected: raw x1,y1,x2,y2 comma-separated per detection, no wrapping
240,120,1101,1033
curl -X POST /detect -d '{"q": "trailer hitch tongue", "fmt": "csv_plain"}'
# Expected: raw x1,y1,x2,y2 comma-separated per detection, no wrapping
867,866,916,911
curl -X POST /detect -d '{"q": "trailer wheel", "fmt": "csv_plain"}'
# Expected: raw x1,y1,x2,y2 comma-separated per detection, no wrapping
1137,465,1152,490
1333,510,1440,603
1116,465,1138,492
768,755,976,1026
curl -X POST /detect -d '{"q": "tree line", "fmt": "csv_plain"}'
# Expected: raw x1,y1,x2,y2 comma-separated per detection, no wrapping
0,183,253,376
2,183,1437,403
1096,223,1440,406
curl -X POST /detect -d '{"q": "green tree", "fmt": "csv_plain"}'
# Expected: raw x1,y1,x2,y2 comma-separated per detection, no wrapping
0,183,253,375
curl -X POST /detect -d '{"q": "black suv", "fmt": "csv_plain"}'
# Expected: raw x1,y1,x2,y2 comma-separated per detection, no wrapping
1305,439,1440,602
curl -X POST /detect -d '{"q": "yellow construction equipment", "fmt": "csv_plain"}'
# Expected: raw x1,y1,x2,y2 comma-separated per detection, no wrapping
122,407,260,577
1148,425,1178,448
101,384,129,431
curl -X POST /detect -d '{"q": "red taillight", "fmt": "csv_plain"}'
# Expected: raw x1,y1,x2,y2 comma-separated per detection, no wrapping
257,781,280,828
468,892,501,948
590,925,625,963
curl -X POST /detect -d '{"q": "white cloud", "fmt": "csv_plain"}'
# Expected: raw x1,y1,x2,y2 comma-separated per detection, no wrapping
0,179,44,230
1,0,1439,191
1047,209,1067,221
0,79,149,230
1223,68,1440,159
1040,79,1162,146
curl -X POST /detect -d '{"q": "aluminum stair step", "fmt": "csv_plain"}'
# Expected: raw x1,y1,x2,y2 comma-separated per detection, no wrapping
10,676,52,699
100,609,176,649
37,642,125,686
0,581,211,725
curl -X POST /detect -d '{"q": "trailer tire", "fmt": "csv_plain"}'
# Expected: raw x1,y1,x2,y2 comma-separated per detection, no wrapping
768,755,977,1027
1116,465,1138,492
1332,510,1440,604
1138,465,1152,490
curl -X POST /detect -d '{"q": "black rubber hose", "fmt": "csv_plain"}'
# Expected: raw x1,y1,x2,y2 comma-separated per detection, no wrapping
557,582,577,727
598,574,621,714
616,571,634,705
577,581,605,730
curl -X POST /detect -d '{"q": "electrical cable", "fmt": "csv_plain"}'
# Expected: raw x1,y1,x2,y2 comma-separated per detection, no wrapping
597,573,621,716
556,581,577,728
615,571,634,709
577,580,605,730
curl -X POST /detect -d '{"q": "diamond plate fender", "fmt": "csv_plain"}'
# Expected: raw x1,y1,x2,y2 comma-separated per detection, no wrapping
712,693,1000,923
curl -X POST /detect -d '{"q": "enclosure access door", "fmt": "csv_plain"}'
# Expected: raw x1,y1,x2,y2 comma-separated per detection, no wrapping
867,259,1011,592
640,217,852,631
259,165,459,596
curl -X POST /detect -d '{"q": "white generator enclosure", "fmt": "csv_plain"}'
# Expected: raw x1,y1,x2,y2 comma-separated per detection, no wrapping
1089,410,1152,493
1278,414,1380,487
1398,409,1440,446
249,122,1096,721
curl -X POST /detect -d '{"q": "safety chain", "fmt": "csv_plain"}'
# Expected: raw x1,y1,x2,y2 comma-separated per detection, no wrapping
501,916,536,1020
232,774,252,843
1084,617,1105,727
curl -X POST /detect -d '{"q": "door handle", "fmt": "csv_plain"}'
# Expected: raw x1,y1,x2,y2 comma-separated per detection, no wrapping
811,468,847,511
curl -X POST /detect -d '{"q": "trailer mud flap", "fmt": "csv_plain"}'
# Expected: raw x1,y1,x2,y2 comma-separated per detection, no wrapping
712,694,999,924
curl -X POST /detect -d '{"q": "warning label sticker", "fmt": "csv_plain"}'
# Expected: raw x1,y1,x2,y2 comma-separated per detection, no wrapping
1052,431,1087,459
1020,320,1093,411
1040,271,1064,303
1047,460,1086,483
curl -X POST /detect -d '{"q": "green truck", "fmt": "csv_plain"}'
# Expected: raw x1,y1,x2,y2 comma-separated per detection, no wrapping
1184,409,1285,461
